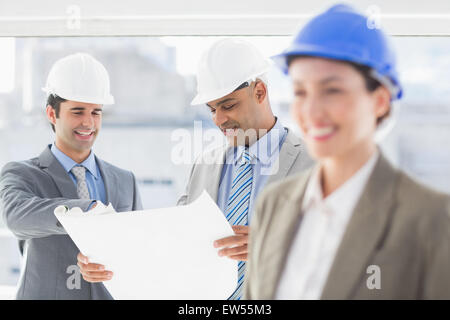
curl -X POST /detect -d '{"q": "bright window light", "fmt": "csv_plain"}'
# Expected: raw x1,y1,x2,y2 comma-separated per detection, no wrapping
0,38,15,93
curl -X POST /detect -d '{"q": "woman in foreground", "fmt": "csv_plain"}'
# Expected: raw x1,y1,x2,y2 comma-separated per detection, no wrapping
244,4,450,299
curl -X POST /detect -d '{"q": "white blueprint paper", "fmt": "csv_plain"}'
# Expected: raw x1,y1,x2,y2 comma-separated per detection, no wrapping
54,191,237,300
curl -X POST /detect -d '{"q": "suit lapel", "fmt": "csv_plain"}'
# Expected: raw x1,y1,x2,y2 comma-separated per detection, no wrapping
203,146,227,202
261,169,313,299
267,130,301,185
320,154,399,299
38,145,78,199
96,157,117,207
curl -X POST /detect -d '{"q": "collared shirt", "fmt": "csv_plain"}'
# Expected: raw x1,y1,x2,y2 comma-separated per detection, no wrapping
51,144,106,204
217,119,288,223
275,151,379,300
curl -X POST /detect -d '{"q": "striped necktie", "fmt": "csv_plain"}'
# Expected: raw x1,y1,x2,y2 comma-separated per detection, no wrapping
226,148,253,300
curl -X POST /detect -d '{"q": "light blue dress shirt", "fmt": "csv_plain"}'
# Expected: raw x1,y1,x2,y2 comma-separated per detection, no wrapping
217,119,288,223
51,144,106,205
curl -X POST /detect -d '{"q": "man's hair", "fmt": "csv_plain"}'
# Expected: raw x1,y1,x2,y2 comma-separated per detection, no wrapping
286,55,389,125
46,94,66,132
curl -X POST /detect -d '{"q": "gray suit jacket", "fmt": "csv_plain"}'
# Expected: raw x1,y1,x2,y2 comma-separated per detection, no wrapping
177,128,314,206
0,145,143,300
244,153,450,299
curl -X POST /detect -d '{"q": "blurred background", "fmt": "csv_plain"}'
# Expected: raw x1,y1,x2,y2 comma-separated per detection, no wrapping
0,0,449,299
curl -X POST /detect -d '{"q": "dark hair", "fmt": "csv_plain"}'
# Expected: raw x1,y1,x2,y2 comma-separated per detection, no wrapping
286,55,389,124
46,94,67,132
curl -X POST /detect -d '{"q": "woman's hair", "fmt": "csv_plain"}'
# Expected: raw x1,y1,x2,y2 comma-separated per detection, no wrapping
286,55,390,125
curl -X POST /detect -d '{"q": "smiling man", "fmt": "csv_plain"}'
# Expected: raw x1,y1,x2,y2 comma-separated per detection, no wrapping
0,53,142,299
76,40,313,299
177,38,314,299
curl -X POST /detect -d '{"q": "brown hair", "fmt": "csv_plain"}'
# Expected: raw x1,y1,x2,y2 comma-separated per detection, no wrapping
46,95,66,132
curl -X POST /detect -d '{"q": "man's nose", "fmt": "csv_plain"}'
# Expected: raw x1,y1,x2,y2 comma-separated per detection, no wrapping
214,108,228,128
81,114,95,128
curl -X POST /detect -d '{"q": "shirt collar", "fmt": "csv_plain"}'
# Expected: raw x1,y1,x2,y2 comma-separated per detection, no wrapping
232,118,286,166
302,150,380,218
51,143,99,179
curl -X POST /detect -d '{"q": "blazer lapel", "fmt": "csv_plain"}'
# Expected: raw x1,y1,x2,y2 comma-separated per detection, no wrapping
320,154,399,299
260,169,313,299
203,145,227,202
38,145,78,199
96,157,117,207
267,129,301,184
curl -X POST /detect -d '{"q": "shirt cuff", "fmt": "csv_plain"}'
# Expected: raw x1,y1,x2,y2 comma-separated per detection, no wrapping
87,200,97,211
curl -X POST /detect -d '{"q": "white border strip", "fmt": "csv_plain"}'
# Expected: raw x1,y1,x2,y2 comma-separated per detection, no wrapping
0,14,450,36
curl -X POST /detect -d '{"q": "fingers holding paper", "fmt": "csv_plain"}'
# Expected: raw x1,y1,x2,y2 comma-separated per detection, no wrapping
77,252,113,283
214,225,249,261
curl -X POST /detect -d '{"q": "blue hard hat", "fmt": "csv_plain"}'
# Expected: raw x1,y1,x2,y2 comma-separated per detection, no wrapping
273,4,403,100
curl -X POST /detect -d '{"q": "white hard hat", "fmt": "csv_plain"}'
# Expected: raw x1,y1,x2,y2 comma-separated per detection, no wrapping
191,38,271,105
42,53,114,105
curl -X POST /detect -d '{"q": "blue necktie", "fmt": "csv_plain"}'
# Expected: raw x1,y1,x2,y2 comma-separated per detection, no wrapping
226,148,253,300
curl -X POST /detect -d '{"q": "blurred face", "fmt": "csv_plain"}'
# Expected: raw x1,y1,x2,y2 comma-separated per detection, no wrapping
47,100,102,157
289,57,389,160
206,81,266,146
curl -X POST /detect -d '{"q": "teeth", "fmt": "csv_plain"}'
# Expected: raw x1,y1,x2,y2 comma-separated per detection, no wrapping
308,126,335,138
75,131,93,136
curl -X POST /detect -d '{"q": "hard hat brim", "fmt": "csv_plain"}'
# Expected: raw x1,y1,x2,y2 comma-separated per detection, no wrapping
42,87,115,105
190,67,271,106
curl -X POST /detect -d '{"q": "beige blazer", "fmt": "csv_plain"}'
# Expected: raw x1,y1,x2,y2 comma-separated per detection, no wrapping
177,128,314,205
244,153,450,299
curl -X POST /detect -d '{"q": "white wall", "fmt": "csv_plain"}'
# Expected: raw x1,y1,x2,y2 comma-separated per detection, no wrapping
0,0,450,36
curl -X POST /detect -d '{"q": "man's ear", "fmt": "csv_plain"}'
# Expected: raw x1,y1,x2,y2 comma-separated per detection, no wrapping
46,105,57,126
253,81,267,104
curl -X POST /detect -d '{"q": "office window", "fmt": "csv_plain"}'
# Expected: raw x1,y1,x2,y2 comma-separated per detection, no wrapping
0,35,449,294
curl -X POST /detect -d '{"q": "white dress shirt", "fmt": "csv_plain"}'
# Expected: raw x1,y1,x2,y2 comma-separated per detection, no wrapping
275,151,379,299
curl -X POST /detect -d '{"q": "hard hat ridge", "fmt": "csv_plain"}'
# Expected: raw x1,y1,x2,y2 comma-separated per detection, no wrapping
272,3,403,100
191,38,271,105
42,52,115,105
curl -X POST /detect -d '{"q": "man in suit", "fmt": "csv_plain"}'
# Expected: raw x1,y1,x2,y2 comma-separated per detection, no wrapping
177,39,314,299
0,53,142,299
76,39,313,299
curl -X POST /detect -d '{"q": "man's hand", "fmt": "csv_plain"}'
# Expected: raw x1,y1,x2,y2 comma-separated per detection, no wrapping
214,225,249,261
77,252,113,283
